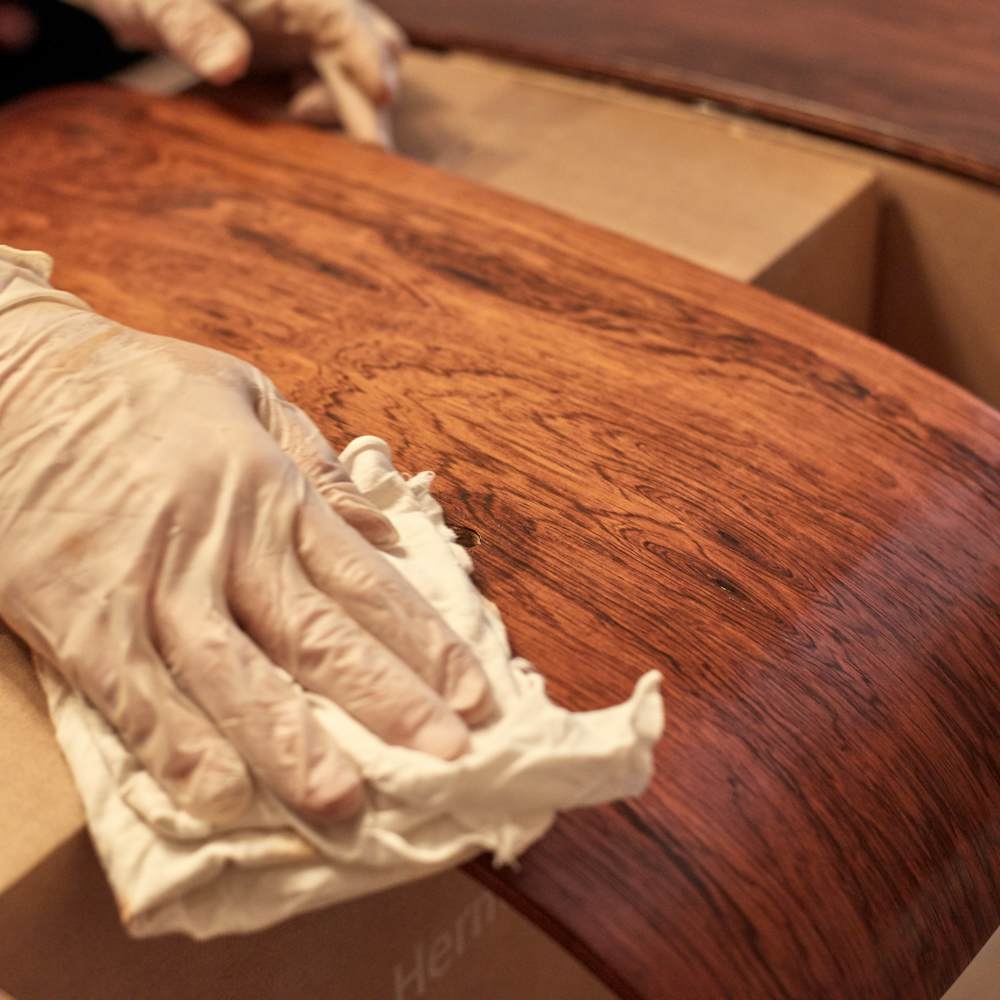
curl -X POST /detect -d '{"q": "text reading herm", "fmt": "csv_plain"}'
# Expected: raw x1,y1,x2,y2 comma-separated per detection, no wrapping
393,890,498,998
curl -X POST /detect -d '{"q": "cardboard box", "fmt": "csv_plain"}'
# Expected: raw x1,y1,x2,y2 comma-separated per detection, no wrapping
723,110,1000,410
393,51,878,334
392,51,1000,411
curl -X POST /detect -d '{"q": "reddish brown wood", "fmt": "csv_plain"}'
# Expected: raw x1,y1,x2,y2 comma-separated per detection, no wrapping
0,87,998,999
378,0,1000,186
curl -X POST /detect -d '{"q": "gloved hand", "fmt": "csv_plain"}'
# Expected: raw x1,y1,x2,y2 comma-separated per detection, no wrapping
69,0,407,146
0,246,494,824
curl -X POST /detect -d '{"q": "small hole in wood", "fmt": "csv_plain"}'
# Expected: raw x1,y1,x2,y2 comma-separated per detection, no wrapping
453,525,482,548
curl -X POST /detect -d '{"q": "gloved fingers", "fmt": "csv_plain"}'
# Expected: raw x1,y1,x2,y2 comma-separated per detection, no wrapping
310,50,394,147
157,602,366,821
138,0,252,84
289,74,394,147
259,392,398,547
295,492,498,726
228,544,472,758
50,639,253,822
315,2,396,105
289,78,342,125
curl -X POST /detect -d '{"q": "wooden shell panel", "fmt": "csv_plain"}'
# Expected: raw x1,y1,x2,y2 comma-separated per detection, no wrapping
0,88,997,999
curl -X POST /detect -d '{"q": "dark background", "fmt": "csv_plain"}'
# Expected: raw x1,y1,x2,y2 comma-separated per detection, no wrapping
1,1,135,101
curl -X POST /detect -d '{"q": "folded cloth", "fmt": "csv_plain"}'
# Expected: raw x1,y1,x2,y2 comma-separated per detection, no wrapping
37,436,663,939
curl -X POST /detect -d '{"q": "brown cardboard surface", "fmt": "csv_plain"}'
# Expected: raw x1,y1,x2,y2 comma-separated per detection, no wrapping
0,833,613,1000
395,51,878,332
943,928,1000,1000
688,103,1000,410
0,625,82,894
864,163,1000,411
0,619,612,999
755,179,878,333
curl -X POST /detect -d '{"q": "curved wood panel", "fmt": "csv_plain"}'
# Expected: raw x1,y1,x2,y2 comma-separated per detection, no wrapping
377,0,1000,186
0,87,998,1000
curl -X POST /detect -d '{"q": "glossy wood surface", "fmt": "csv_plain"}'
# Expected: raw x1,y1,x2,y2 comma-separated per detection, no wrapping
378,0,1000,186
1,87,999,999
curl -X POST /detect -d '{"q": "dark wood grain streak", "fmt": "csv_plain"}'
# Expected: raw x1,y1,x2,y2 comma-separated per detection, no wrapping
1,87,998,999
377,0,1000,186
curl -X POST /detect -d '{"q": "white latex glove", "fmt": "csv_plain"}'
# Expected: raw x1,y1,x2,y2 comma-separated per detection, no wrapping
0,246,494,823
70,0,407,146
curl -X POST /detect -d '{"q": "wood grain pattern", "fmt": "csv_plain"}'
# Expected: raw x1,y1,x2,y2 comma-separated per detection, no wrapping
1,87,999,1000
377,0,1000,186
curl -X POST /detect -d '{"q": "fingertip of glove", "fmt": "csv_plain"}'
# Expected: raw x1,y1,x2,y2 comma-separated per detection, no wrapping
377,59,400,107
409,712,471,760
454,682,499,728
440,644,498,726
193,35,251,85
298,773,367,824
366,514,400,548
289,83,337,123
337,497,400,547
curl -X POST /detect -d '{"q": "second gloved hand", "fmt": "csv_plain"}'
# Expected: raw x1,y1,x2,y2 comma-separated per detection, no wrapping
0,247,494,825
69,0,407,145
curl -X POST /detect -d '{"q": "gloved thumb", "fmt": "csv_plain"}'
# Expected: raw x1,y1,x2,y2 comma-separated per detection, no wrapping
142,0,252,85
260,391,400,547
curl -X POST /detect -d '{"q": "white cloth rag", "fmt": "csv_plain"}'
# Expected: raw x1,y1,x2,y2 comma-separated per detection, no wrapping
38,436,663,939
